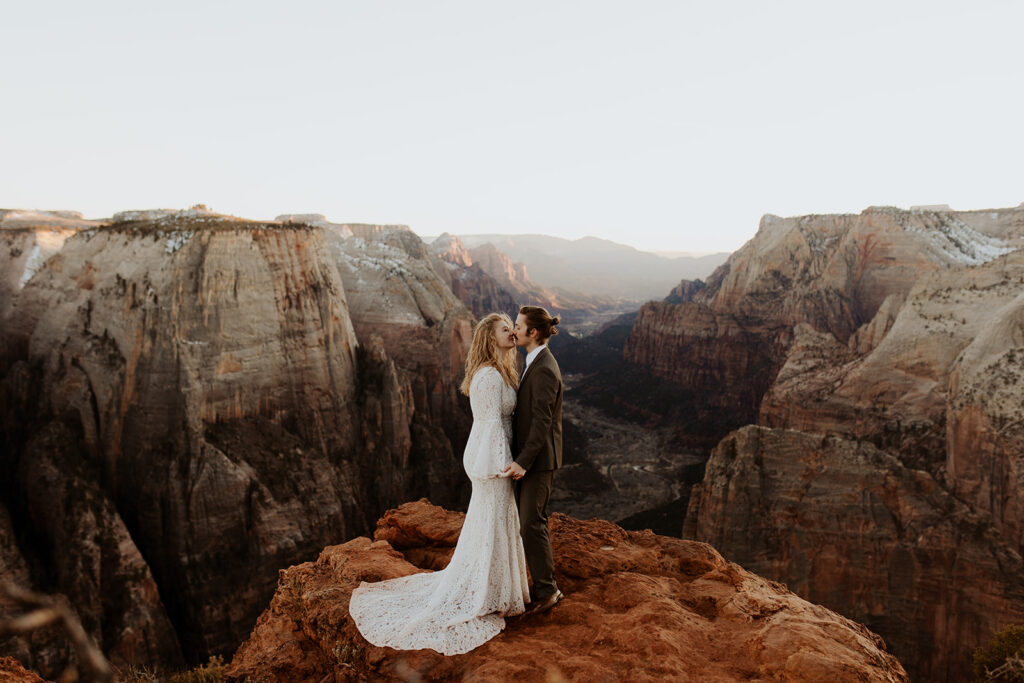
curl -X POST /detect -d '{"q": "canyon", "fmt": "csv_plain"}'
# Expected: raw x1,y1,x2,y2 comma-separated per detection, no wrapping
0,208,475,677
3,203,1023,681
617,205,1024,680
445,232,727,302
428,233,640,335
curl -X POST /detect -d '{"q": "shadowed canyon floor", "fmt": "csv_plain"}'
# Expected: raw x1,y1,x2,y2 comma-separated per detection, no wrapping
552,383,704,532
226,500,908,682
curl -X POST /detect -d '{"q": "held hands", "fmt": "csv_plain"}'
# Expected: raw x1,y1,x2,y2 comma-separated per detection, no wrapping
502,462,527,480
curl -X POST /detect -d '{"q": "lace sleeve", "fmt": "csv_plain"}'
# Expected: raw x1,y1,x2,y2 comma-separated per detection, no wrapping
463,367,514,480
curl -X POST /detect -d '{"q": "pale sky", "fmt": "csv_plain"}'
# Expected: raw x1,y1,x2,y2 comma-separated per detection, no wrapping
2,1,1022,253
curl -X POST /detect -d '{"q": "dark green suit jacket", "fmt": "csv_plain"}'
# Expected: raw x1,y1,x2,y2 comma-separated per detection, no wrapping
513,346,563,472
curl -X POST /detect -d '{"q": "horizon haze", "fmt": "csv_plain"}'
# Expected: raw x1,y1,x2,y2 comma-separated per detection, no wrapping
3,2,1023,254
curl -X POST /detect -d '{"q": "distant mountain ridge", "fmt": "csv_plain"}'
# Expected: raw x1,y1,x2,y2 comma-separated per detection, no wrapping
418,233,729,302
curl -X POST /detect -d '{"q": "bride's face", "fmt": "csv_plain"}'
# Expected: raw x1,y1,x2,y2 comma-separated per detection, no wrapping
493,319,516,351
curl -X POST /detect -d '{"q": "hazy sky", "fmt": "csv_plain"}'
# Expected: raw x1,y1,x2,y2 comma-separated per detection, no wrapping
3,1,1022,253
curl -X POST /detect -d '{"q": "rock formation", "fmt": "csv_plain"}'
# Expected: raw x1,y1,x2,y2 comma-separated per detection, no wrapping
430,235,636,335
452,233,729,302
685,426,1024,682
280,217,477,509
226,499,908,682
628,205,1024,681
0,656,48,683
0,209,477,676
0,211,98,362
625,208,1020,436
428,234,518,319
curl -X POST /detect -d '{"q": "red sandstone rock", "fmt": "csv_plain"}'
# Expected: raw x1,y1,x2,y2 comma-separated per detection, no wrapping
226,500,907,682
686,425,1024,682
0,657,50,683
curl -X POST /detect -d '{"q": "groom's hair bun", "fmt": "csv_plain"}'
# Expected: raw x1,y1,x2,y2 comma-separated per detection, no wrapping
519,305,560,341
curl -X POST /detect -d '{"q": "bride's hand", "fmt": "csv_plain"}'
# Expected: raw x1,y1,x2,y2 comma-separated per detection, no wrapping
502,463,527,480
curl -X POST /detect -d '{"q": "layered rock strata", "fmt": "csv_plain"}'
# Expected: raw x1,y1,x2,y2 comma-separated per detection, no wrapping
625,207,1022,441
226,499,908,682
280,217,477,508
622,205,1024,681
429,234,518,319
0,210,98,363
761,247,1024,477
1,209,476,674
685,426,1024,682
430,234,634,335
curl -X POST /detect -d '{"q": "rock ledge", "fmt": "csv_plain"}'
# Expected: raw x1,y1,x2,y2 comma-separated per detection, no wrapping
227,499,907,682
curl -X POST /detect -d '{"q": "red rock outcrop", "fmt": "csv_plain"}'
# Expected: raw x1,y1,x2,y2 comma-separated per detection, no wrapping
226,499,907,682
0,657,49,683
945,285,1024,554
664,278,707,304
685,425,1024,682
1,209,480,673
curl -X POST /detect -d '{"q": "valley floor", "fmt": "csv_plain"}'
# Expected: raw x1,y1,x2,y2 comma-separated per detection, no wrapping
551,376,705,532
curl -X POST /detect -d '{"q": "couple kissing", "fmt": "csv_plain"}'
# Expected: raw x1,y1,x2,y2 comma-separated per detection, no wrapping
349,305,563,655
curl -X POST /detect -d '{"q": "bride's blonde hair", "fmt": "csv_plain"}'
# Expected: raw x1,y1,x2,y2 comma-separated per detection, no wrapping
460,313,518,396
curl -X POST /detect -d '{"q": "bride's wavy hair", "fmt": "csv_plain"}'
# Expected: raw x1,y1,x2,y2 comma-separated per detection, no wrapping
460,312,518,396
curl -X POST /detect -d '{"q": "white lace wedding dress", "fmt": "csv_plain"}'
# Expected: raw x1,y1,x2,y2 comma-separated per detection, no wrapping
349,366,530,655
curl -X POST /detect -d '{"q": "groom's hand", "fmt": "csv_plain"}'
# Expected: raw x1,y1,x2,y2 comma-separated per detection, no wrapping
503,463,527,480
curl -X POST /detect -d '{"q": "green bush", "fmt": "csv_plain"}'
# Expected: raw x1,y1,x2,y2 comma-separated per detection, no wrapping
169,656,226,683
974,624,1024,682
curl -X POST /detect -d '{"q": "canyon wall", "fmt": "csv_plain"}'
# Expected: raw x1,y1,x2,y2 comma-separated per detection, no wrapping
429,234,519,319
621,206,1024,680
685,426,1024,682
0,209,474,676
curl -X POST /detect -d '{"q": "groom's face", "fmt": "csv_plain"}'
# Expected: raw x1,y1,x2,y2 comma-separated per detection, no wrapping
513,314,531,347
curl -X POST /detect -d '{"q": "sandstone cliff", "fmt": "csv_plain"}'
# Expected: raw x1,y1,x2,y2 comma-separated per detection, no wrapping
1,209,477,676
625,207,1022,437
0,210,98,363
226,499,908,682
645,206,1024,681
685,426,1024,682
428,234,518,319
280,217,477,509
430,236,635,335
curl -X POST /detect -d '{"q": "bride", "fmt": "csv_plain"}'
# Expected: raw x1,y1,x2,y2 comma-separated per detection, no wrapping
349,312,531,655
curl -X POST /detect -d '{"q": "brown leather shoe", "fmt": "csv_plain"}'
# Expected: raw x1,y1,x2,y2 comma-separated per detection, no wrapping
526,589,563,614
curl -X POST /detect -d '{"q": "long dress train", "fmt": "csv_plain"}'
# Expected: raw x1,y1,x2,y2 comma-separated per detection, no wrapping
348,366,530,655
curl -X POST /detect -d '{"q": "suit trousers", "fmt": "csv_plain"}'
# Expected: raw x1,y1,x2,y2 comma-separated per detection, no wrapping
515,469,558,599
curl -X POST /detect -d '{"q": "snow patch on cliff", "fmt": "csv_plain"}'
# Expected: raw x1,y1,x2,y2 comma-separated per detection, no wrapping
907,217,1014,266
17,243,44,288
165,231,194,254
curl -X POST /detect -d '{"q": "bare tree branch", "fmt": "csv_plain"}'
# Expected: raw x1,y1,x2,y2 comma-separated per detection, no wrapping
0,581,114,683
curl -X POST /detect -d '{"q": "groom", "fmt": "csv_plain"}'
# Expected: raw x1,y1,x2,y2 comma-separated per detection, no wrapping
503,305,563,613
